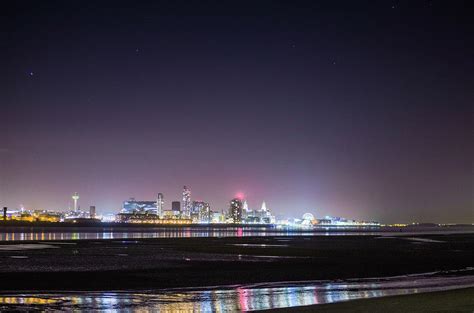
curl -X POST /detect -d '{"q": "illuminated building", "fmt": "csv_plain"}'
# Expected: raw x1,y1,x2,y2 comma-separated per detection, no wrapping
122,198,157,213
191,201,211,223
242,201,275,224
229,198,242,223
116,212,191,224
211,211,225,223
163,209,180,218
315,216,380,227
36,212,61,222
72,192,79,212
157,193,164,217
182,186,191,218
242,200,250,219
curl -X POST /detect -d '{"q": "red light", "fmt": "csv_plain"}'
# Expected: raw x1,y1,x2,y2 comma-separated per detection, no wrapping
235,192,244,200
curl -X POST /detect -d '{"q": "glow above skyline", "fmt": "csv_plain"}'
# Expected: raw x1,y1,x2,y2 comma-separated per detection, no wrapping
1,2,472,224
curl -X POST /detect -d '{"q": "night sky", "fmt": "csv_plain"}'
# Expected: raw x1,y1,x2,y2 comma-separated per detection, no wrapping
1,1,473,223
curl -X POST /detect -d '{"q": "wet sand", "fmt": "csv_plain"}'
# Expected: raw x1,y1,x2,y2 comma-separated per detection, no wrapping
265,287,474,312
0,233,472,291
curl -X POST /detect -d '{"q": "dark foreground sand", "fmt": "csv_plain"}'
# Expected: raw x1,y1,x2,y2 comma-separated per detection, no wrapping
265,287,474,313
0,233,472,290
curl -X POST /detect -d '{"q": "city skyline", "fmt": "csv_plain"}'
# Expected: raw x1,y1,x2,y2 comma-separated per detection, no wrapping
1,1,473,224
1,2,473,311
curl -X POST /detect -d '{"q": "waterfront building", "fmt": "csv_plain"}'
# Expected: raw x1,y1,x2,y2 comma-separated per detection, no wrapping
190,201,211,223
6,209,62,222
229,198,243,223
122,198,157,213
211,211,225,223
182,186,192,218
116,212,191,224
197,201,212,223
163,209,180,219
240,200,275,224
315,216,380,227
157,193,164,217
242,200,250,219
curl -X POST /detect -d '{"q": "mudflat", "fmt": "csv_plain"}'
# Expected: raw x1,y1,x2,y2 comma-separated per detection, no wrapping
0,233,472,290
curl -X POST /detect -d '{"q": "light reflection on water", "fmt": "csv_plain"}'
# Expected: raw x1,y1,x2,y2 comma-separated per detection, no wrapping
1,274,473,312
2,226,473,242
0,227,387,241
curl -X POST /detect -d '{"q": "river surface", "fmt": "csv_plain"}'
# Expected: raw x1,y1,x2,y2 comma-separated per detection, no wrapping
1,226,472,241
0,270,472,311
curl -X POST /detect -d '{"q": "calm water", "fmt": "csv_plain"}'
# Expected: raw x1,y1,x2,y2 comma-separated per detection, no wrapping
1,226,472,241
1,271,473,311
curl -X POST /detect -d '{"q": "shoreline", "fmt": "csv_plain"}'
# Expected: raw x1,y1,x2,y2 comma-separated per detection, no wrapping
263,287,474,312
0,278,472,311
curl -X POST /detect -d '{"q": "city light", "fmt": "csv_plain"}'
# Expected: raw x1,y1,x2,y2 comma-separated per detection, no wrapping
1,186,380,228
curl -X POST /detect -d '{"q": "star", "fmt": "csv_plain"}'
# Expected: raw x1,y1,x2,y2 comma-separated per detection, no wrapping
29,72,34,76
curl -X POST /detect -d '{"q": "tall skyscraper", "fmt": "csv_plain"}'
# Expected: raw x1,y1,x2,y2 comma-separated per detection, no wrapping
171,201,181,212
229,198,243,223
182,186,191,218
261,201,267,212
157,193,164,217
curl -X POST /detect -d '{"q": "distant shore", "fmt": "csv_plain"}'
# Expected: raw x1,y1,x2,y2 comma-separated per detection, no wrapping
0,220,472,232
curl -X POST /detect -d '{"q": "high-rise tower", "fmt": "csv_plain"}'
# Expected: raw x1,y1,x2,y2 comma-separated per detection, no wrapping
229,198,243,223
182,186,191,218
157,193,164,217
72,192,80,212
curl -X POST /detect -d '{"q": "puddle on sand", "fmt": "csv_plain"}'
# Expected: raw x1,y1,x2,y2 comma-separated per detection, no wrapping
0,244,59,251
229,244,289,247
403,237,445,243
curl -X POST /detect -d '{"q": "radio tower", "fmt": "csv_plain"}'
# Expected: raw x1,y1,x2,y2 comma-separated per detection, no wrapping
72,192,80,212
